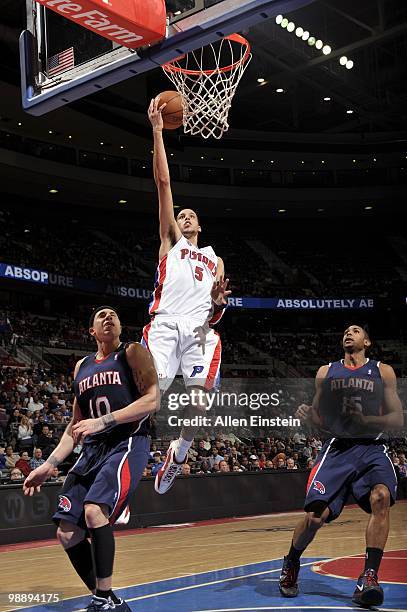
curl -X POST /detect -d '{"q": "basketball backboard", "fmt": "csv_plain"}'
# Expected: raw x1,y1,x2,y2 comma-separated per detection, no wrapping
20,0,316,116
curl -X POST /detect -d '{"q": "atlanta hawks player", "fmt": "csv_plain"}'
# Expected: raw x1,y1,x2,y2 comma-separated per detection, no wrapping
145,96,231,494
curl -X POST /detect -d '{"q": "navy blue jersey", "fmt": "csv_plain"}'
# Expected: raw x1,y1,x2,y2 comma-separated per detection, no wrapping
73,342,150,443
318,358,384,438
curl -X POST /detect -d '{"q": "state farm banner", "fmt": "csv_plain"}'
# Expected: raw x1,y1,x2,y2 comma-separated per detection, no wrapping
35,0,166,49
0,262,377,309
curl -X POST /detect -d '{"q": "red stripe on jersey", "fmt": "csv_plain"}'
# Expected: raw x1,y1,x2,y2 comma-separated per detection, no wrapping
205,332,221,390
306,461,320,494
149,255,168,314
142,321,152,349
110,457,131,524
209,307,225,326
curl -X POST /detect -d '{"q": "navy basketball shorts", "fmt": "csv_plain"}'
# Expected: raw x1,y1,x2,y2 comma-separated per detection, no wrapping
304,439,398,522
53,435,150,530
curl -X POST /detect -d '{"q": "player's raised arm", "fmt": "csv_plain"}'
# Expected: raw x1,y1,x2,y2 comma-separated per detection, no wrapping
72,343,160,440
148,97,182,258
23,359,84,496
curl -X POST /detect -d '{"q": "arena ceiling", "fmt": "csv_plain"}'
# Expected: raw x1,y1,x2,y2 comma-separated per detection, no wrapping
1,0,407,145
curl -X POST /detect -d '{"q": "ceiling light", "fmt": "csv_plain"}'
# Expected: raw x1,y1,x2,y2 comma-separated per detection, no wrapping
339,55,348,66
321,160,325,164
118,199,127,204
24,229,30,233
353,159,356,163
173,205,180,208
308,36,316,46
315,39,323,50
302,30,310,41
257,77,265,83
364,206,372,210
220,157,224,161
373,158,377,162
18,122,22,126
322,45,331,55
323,96,331,101
301,160,305,164
68,135,72,139
226,208,232,212
276,88,284,93
346,59,354,69
275,14,283,25
48,130,53,134
317,208,324,212
270,160,274,164
120,145,124,149
170,153,174,156
278,209,286,213
49,189,58,194
281,18,289,28
287,21,295,32
100,141,104,145
251,159,255,163
201,156,204,159
295,26,303,37
347,109,354,114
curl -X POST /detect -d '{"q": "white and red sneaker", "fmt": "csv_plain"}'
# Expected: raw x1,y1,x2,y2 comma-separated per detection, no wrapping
154,441,186,494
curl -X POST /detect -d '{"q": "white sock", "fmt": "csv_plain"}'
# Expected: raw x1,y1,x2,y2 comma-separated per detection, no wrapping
175,437,192,463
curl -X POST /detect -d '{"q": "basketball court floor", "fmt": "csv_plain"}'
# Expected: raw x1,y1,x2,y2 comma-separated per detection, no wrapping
1,502,406,611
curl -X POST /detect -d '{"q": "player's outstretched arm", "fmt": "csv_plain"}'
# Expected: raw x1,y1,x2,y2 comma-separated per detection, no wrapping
72,343,160,440
210,257,231,325
148,97,181,259
23,358,85,496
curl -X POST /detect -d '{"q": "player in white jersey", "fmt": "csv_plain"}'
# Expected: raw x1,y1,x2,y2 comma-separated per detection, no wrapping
144,96,231,494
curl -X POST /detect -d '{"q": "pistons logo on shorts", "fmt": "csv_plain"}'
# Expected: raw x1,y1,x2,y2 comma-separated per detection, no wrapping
58,495,72,512
313,480,326,494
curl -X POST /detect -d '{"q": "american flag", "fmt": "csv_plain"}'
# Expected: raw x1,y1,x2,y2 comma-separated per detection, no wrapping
47,47,75,77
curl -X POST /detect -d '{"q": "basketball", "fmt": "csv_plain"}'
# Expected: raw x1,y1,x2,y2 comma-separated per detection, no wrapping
158,90,184,129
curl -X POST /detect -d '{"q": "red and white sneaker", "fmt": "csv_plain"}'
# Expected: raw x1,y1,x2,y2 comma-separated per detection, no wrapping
114,505,130,525
154,441,186,494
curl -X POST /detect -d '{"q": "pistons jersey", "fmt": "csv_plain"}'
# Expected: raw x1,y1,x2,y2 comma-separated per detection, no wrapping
73,342,150,443
318,358,384,439
149,235,219,325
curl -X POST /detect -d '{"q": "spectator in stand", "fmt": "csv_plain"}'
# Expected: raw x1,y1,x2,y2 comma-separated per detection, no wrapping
36,425,58,458
306,458,314,469
33,414,47,436
143,466,152,477
208,447,224,469
197,459,211,474
264,460,274,470
0,447,6,470
276,457,286,470
250,457,261,471
240,456,249,471
219,460,230,473
197,439,209,459
287,457,298,470
48,393,60,412
181,463,191,476
0,406,9,435
26,393,44,413
398,453,407,478
151,452,164,477
188,441,198,462
17,415,33,450
30,447,45,470
5,445,18,469
9,467,24,482
15,450,32,477
47,466,64,482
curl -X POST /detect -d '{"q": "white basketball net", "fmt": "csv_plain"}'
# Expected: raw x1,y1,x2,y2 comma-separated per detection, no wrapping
162,34,251,139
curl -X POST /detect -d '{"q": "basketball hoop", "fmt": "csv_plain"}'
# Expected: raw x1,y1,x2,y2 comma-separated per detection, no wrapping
162,33,251,139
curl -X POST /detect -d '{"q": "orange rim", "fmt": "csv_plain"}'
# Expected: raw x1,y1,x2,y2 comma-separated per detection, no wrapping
162,33,251,76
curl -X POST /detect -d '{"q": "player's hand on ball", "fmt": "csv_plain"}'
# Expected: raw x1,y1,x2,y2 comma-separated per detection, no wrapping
148,96,166,131
295,404,312,420
211,277,231,306
72,418,106,443
23,463,54,496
